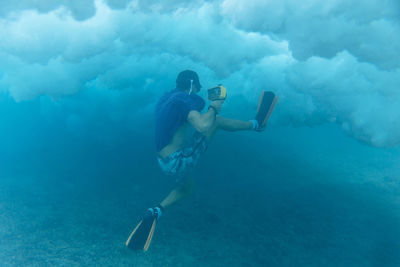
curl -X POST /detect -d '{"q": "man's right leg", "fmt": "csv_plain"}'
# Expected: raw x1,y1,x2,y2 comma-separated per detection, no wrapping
216,116,253,131
204,115,253,140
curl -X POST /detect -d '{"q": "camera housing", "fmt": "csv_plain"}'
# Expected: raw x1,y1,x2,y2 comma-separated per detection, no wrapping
207,85,227,101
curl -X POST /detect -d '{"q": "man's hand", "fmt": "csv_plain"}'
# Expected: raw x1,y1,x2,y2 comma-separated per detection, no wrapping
209,100,224,114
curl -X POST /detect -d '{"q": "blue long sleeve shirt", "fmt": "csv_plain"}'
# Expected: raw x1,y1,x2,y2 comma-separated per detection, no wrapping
155,89,205,152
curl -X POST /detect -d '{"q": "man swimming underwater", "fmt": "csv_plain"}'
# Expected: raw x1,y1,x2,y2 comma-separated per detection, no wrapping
126,70,273,250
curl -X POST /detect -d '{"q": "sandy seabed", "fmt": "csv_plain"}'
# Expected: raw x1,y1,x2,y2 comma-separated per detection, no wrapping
1,126,399,266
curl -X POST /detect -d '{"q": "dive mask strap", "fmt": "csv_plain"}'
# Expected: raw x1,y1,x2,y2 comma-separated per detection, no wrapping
189,79,193,95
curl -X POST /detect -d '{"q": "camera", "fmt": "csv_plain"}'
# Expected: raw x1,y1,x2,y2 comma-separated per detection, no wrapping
207,84,227,101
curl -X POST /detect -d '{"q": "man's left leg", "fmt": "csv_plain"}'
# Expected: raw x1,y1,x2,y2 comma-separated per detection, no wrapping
160,173,195,209
159,116,253,209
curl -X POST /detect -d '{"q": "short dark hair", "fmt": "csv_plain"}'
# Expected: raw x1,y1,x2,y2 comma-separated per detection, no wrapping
176,70,202,91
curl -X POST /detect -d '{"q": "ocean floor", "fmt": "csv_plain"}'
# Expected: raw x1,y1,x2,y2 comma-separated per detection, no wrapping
1,125,399,266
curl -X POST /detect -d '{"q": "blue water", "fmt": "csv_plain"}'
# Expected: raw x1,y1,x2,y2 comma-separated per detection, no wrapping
1,1,400,266
1,92,399,266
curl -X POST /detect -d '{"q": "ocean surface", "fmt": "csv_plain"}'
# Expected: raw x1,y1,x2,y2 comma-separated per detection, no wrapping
1,1,400,266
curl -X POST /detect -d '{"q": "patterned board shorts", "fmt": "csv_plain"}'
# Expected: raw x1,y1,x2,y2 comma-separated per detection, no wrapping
157,133,208,181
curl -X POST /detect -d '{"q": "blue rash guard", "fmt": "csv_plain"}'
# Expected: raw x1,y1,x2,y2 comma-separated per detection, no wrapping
155,89,205,152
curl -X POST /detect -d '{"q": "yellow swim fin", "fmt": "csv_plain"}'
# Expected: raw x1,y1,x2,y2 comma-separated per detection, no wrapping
126,207,162,251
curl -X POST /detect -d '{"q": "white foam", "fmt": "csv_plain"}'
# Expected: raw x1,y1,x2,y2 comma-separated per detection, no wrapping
0,0,399,147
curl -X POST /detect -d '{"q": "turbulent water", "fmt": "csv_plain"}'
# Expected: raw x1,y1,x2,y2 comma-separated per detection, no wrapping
1,1,400,266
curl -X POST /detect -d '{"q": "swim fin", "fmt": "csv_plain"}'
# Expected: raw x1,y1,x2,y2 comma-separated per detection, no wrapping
255,91,278,131
126,206,163,251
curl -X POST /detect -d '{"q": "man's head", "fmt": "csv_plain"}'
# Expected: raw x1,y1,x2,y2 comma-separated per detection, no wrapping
176,70,202,93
